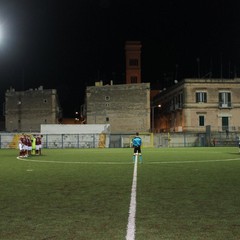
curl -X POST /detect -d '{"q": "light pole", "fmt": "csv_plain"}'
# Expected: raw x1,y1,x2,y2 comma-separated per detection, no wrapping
151,104,161,132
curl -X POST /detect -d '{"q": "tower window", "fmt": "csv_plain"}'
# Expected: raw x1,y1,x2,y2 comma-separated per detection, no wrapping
129,59,138,66
130,76,138,83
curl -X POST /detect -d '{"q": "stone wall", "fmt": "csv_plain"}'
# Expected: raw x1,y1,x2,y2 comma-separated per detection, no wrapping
5,87,61,132
86,83,151,133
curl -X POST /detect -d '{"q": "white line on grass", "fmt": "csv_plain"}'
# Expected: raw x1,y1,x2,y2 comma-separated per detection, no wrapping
126,156,138,240
17,157,240,165
16,157,132,164
147,158,240,164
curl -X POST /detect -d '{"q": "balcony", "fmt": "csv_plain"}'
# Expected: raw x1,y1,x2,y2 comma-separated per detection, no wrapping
219,102,232,108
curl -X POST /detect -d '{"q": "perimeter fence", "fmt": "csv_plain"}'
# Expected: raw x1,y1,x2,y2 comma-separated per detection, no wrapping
0,131,239,149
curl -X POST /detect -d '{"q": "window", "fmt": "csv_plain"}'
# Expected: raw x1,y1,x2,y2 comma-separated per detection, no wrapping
129,59,138,66
219,92,231,108
105,96,110,101
199,116,205,126
196,92,207,103
175,92,183,109
179,92,183,107
130,76,138,83
170,98,174,111
222,117,229,131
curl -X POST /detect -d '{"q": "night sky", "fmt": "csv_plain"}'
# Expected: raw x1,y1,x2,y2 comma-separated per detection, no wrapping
0,0,239,117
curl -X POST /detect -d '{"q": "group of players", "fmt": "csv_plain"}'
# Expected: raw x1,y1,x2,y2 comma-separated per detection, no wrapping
18,134,43,158
18,132,139,160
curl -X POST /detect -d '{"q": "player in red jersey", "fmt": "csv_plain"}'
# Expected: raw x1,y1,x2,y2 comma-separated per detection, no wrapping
35,135,43,155
26,135,32,156
22,134,28,157
18,134,24,157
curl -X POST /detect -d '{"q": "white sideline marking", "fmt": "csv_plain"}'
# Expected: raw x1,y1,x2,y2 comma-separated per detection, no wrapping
126,155,138,240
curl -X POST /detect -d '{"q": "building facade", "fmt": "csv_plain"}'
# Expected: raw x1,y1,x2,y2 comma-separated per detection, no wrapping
153,78,240,133
5,86,61,132
86,82,150,133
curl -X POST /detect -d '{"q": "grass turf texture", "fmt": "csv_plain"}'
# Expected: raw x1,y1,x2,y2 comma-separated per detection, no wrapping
0,147,240,240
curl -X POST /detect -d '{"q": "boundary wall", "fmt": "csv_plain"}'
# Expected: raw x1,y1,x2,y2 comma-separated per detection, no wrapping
40,124,110,134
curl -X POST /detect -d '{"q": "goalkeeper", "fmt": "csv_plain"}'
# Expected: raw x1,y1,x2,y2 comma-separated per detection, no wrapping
132,132,143,163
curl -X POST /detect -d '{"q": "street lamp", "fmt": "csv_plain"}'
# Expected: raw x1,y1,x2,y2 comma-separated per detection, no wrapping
151,104,161,132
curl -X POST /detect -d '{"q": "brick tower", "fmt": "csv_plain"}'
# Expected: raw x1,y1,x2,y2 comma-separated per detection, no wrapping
125,41,142,84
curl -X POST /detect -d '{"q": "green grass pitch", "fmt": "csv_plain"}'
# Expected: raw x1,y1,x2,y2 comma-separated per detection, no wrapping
1,147,240,240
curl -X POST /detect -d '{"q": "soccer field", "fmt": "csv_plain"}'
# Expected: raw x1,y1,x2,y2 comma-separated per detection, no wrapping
1,147,240,240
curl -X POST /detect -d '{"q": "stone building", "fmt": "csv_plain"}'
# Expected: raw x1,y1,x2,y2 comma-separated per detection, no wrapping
153,78,240,133
86,82,150,133
85,41,151,133
5,86,61,132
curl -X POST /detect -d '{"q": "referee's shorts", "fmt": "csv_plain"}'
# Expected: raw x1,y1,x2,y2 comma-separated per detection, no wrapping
134,146,141,153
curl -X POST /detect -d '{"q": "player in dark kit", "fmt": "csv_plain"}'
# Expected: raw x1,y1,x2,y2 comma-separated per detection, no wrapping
132,132,143,163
